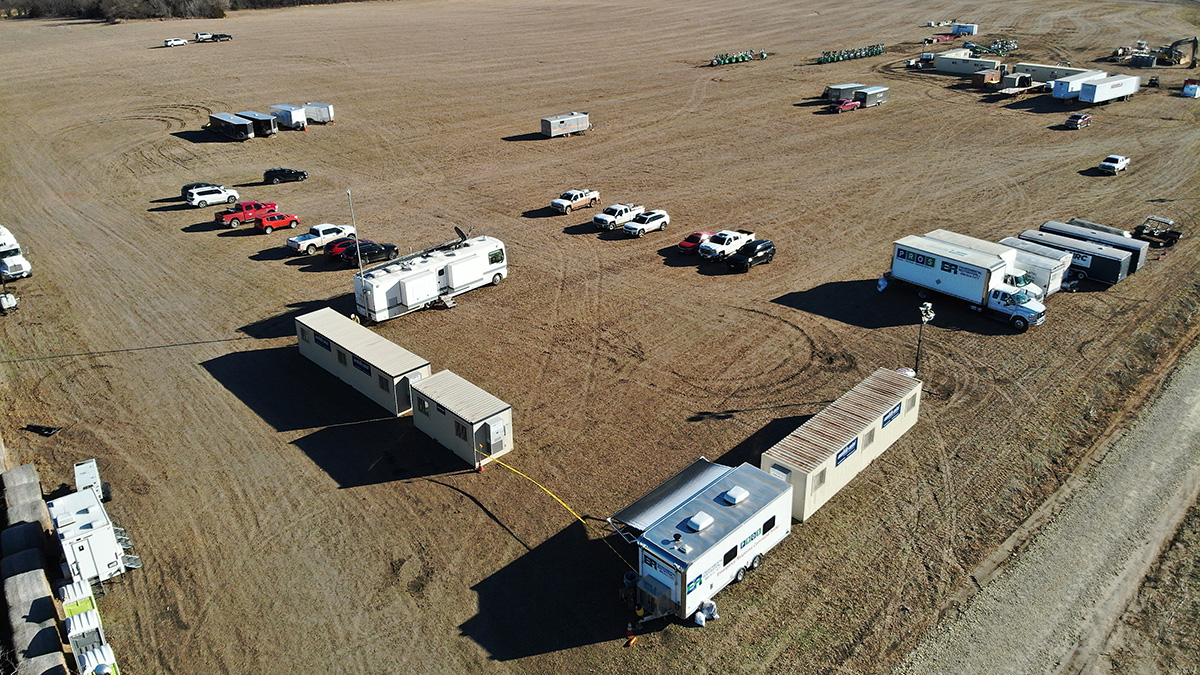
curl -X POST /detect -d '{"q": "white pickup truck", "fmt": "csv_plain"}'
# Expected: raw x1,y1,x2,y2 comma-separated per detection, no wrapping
593,203,645,231
550,189,600,214
699,229,756,260
287,224,356,255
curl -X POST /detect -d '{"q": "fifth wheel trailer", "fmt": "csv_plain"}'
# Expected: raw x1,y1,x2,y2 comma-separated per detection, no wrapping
353,235,507,323
1017,230,1131,285
998,237,1072,296
608,460,792,625
1039,220,1149,273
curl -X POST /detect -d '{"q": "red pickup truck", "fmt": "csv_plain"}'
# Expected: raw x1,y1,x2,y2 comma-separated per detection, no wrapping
215,201,278,228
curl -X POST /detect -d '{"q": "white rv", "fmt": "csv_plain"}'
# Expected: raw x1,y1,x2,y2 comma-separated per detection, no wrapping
0,226,32,280
353,235,507,323
609,459,792,624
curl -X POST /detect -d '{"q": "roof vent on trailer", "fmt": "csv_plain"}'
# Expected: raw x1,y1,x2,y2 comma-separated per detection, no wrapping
723,486,750,505
687,511,714,532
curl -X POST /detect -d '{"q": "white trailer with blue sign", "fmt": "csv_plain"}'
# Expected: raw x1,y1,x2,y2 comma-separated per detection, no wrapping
608,460,792,625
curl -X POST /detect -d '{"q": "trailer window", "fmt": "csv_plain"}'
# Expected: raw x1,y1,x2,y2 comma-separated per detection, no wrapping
489,249,505,265
812,469,826,494
723,547,737,566
762,516,776,535
455,420,469,441
337,350,347,366
905,394,917,413
300,327,310,343
378,375,390,393
862,428,875,449
417,397,429,415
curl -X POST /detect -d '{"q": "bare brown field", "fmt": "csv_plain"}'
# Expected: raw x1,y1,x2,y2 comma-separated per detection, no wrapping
1,0,1199,673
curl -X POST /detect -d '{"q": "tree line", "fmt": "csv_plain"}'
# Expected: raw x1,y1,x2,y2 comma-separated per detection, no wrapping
1,0,371,21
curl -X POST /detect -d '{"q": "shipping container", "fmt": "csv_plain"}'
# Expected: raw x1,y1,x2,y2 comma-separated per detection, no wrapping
295,307,432,416
761,368,922,522
1017,230,1131,285
540,111,591,137
410,370,512,469
1039,220,1149,272
973,69,1002,87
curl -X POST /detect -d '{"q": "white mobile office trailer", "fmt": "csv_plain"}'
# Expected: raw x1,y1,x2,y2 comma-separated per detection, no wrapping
410,370,512,469
295,307,432,416
1039,220,1149,272
235,111,277,137
997,237,1072,296
822,83,867,101
269,104,307,129
1017,230,1131,285
761,368,921,522
1011,62,1092,82
207,112,254,141
1079,75,1140,104
924,229,1044,299
540,112,591,137
304,102,335,124
1050,70,1109,99
353,235,507,323
46,488,124,584
0,226,32,281
608,460,792,624
934,51,1002,74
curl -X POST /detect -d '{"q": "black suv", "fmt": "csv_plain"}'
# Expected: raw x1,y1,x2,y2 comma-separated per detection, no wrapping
263,167,308,184
213,33,233,41
339,241,399,266
727,238,775,272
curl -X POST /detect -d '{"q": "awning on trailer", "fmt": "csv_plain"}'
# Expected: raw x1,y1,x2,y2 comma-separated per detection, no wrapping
607,457,730,543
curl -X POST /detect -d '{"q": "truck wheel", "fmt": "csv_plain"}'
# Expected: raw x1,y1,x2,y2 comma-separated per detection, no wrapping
289,222,297,229
227,196,237,204
637,229,645,238
491,273,502,286
588,199,597,207
750,555,763,570
229,219,240,228
197,201,208,208
306,245,317,255
734,567,747,583
263,226,274,234
564,205,572,213
1011,317,1030,332
271,177,281,185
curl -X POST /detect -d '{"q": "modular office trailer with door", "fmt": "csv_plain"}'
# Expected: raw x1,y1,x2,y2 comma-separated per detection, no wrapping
540,112,590,137
1039,220,1149,273
1018,230,1131,285
295,307,431,416
410,370,512,469
760,368,922,522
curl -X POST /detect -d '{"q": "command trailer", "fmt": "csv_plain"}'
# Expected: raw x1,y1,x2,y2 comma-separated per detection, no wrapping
1017,230,1131,285
1039,220,1149,273
353,234,507,323
882,235,1046,331
207,112,253,141
608,460,792,625
998,237,1072,296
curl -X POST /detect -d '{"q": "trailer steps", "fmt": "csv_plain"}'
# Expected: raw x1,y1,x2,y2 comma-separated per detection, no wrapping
438,294,457,309
121,554,143,570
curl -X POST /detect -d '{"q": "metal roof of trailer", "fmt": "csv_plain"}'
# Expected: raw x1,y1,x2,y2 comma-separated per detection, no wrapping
641,463,790,566
607,457,731,541
296,307,429,378
763,369,922,473
410,370,510,423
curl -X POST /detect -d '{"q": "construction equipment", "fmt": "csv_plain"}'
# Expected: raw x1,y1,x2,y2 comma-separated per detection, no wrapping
1132,216,1183,248
1156,37,1199,66
710,49,767,66
817,44,885,64
965,39,1018,57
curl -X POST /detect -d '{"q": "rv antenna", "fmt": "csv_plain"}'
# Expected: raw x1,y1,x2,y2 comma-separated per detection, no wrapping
454,226,467,241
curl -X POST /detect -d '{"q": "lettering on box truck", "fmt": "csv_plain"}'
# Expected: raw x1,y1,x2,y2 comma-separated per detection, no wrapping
1071,252,1093,268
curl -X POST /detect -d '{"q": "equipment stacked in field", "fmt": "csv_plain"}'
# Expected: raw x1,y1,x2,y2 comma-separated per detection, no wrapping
541,112,591,137
1040,220,1149,273
608,460,792,625
761,368,921,522
817,44,885,64
235,110,278,137
881,235,1047,331
1017,230,1131,285
1079,74,1140,103
1050,70,1110,99
269,104,308,130
710,49,767,66
304,102,335,124
998,237,1072,296
353,231,507,323
410,370,512,470
295,307,432,416
924,229,1044,299
207,112,254,141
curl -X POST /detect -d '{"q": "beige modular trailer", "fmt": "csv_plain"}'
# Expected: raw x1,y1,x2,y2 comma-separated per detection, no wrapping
934,51,1002,75
761,368,922,522
1010,62,1092,83
295,307,431,416
410,370,512,469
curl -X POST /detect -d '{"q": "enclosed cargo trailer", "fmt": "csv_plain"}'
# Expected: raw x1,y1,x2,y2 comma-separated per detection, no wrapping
1017,230,1131,285
1039,220,1149,273
1079,75,1140,103
540,111,591,137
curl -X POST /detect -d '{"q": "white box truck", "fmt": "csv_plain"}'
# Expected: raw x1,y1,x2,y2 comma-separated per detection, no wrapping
1079,74,1140,103
924,229,1044,299
882,235,1047,331
608,460,792,625
354,234,507,323
998,237,1072,296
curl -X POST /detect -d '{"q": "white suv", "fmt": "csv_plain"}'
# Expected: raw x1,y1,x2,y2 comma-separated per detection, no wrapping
623,210,670,237
164,38,188,47
187,186,239,207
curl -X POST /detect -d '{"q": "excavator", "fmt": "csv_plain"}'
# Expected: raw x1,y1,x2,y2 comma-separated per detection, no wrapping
1155,36,1198,66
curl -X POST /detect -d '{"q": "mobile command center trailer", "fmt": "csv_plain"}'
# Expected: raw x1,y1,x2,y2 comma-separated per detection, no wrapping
207,112,254,141
1050,70,1109,99
1011,62,1092,82
410,370,512,469
235,111,277,137
353,235,507,323
822,83,867,101
853,86,889,107
924,229,1044,299
998,237,1072,296
934,51,1002,75
884,235,1047,331
1079,75,1140,104
541,112,591,137
608,460,792,624
1018,230,1131,285
1039,220,1149,273
304,102,335,124
46,486,125,584
762,368,921,522
295,307,431,416
269,104,307,130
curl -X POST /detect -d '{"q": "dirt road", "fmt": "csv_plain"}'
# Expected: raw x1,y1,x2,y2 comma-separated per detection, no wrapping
1,0,1199,673
894,345,1200,674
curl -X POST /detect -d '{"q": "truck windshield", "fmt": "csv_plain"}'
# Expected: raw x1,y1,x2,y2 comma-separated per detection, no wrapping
1010,290,1031,305
0,248,19,259
1007,272,1034,287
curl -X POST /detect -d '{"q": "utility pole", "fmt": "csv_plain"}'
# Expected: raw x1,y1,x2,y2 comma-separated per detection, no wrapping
347,189,364,276
915,302,935,375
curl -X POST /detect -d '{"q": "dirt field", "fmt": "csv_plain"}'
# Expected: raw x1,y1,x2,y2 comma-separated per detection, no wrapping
1,0,1199,672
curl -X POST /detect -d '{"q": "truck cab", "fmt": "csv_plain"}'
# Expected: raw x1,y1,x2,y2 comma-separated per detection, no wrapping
986,286,1045,332
0,227,32,281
